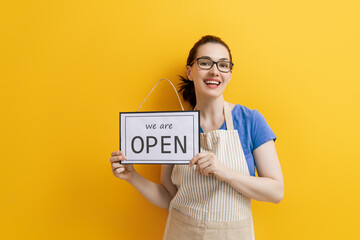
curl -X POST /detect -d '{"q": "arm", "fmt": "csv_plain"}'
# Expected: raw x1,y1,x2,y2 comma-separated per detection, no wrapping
224,140,284,203
127,165,177,209
189,140,284,204
111,151,178,209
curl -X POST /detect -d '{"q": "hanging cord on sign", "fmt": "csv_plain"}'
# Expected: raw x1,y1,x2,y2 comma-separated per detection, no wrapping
137,78,185,112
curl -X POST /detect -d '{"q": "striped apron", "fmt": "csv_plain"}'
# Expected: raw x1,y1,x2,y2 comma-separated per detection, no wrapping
163,102,255,240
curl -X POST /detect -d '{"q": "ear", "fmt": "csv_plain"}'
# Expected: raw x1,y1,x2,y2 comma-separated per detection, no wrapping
228,70,232,83
186,65,193,81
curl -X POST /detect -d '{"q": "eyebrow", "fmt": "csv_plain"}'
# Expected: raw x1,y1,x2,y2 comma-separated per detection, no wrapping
199,56,230,61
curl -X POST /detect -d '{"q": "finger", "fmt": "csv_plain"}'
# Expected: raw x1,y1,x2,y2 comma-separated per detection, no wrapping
195,155,210,175
189,153,204,167
112,162,123,169
196,164,203,176
115,167,125,174
189,152,209,167
110,155,126,163
194,153,210,167
196,162,201,175
111,150,124,157
110,156,120,163
198,160,212,175
197,155,211,165
197,157,211,175
202,165,213,176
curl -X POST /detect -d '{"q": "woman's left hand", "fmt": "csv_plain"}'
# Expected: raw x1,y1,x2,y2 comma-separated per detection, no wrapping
189,152,230,181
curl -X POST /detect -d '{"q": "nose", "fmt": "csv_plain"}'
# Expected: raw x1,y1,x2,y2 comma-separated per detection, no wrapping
209,63,220,76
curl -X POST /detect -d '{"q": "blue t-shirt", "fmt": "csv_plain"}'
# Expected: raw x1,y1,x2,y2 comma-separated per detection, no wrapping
200,104,277,176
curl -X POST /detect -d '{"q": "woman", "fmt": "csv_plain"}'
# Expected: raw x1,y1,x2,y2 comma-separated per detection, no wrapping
110,35,284,239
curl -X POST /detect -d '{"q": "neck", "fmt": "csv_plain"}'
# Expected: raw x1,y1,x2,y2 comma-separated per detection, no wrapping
195,96,226,125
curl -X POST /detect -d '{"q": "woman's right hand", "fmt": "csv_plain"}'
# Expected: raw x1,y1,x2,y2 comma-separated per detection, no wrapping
110,150,136,181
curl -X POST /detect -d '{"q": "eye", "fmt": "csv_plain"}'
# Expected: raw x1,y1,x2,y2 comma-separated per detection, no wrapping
219,62,230,69
199,60,211,66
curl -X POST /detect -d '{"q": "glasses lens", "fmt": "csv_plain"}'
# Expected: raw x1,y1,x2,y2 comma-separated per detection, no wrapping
197,59,213,70
217,61,231,72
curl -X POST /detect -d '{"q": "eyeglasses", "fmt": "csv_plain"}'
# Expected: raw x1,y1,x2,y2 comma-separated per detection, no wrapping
189,57,234,73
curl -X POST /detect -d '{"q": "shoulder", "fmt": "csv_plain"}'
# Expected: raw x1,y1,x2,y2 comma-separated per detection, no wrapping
231,104,262,122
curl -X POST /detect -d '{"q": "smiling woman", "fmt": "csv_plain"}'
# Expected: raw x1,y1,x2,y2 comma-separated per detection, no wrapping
179,35,234,108
110,35,284,240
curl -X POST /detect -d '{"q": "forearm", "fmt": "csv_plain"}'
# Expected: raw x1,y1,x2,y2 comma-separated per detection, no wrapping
224,169,284,204
127,172,173,209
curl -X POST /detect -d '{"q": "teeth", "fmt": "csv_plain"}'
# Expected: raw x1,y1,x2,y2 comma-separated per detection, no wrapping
204,81,220,85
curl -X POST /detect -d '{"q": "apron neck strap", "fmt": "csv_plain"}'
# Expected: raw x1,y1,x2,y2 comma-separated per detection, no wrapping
224,102,234,130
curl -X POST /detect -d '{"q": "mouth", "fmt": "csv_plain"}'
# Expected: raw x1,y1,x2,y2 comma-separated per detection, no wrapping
203,79,221,88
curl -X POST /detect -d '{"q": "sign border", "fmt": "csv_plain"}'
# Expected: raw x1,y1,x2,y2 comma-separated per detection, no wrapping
119,110,200,164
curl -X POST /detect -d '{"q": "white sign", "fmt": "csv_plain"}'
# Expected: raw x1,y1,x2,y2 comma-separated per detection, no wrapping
120,111,200,164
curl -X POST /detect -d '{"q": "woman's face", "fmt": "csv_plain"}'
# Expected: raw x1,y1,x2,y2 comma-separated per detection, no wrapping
187,42,232,102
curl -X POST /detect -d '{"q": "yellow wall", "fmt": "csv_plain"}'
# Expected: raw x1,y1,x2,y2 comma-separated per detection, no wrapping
1,0,359,239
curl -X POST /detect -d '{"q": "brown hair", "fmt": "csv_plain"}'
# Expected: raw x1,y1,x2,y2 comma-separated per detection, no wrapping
178,35,233,108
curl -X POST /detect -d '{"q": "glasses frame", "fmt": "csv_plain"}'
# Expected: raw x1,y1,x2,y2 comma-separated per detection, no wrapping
189,57,234,73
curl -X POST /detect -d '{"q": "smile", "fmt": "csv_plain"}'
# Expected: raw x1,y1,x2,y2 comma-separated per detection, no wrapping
204,80,221,86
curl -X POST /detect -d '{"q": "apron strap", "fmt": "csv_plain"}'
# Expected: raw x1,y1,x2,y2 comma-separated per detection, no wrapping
224,102,234,130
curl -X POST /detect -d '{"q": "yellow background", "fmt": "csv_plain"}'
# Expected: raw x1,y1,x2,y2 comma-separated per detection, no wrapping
1,0,359,239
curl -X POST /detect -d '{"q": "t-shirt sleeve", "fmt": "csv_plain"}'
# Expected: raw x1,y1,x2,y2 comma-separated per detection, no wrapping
251,110,277,151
